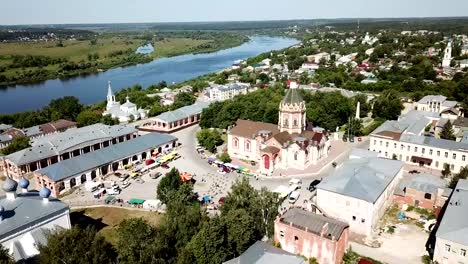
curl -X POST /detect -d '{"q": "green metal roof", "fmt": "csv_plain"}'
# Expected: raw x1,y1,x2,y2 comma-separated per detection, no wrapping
282,88,304,105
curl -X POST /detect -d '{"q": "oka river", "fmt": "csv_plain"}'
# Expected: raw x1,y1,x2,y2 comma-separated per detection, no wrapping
0,36,298,114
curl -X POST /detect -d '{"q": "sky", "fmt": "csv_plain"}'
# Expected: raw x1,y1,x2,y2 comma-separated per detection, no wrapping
2,0,468,25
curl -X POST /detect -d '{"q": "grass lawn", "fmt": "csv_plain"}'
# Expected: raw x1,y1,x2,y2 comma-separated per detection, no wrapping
71,207,163,245
0,37,142,62
152,38,211,58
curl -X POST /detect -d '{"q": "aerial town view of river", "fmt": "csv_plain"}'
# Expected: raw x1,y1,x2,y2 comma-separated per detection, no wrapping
0,36,298,113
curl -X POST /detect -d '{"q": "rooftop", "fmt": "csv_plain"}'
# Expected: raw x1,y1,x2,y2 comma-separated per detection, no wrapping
282,87,304,105
223,241,305,264
372,110,439,136
229,119,279,139
436,179,468,245
154,102,209,123
0,192,69,241
317,155,403,203
394,173,447,196
36,133,176,182
7,124,137,166
399,134,468,151
280,208,348,241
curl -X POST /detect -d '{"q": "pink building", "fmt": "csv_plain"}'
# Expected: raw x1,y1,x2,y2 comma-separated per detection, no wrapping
274,208,349,264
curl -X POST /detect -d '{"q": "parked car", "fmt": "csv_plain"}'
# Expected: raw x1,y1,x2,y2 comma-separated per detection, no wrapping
307,179,322,192
106,187,121,195
121,181,130,189
119,174,129,182
288,191,300,204
114,172,122,177
409,170,420,174
161,163,169,169
289,178,302,187
135,178,145,184
150,172,162,179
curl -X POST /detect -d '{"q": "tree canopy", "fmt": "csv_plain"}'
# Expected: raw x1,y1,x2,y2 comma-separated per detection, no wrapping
1,136,31,155
196,129,223,153
37,227,117,264
440,120,456,141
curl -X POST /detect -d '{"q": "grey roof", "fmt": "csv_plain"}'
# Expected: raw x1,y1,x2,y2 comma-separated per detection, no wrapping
0,134,12,143
37,133,176,182
280,208,348,240
418,95,447,104
400,134,468,151
223,241,306,264
395,174,446,196
461,131,468,144
283,87,304,105
7,124,137,166
317,157,403,203
372,110,438,135
0,124,12,131
215,83,249,91
0,193,69,241
155,102,209,123
23,125,42,137
436,179,468,245
349,148,378,159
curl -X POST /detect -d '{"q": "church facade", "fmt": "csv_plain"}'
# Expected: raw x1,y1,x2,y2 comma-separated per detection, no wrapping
227,87,331,174
103,81,148,123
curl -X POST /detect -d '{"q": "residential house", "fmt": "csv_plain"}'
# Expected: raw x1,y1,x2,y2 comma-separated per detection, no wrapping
316,151,404,237
432,179,468,264
393,174,450,210
274,208,349,264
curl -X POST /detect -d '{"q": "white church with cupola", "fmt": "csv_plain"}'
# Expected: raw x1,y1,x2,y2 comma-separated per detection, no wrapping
103,81,148,123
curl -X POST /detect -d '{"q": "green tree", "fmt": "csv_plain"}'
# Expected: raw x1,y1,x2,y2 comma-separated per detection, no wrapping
76,110,102,127
38,227,116,264
224,209,255,256
116,218,170,264
449,166,468,188
157,168,182,204
0,244,14,264
442,163,451,178
440,120,456,141
1,136,31,155
186,217,229,264
217,152,232,163
44,96,83,121
372,90,404,120
172,92,196,110
196,129,223,153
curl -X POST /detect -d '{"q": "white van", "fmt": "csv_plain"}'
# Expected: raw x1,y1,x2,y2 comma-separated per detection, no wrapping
289,178,302,188
288,191,300,204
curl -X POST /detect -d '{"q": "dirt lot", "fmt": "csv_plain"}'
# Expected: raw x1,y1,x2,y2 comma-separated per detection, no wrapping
351,223,429,264
71,207,163,245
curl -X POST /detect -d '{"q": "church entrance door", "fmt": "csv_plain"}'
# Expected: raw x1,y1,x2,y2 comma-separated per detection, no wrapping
263,155,270,170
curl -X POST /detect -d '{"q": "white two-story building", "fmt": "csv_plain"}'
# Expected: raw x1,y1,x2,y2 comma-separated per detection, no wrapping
206,83,251,102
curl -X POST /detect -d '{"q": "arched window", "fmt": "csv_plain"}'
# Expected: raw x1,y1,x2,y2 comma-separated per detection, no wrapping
245,140,251,151
284,118,288,127
234,137,239,148
294,152,298,161
293,119,298,127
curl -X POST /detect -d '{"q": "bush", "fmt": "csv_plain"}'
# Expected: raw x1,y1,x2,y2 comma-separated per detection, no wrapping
196,129,223,153
217,153,231,163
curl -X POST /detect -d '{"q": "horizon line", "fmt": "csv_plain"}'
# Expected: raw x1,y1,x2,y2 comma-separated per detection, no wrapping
2,15,468,27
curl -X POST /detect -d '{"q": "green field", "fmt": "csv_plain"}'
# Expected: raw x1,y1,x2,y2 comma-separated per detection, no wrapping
71,207,163,245
0,34,243,86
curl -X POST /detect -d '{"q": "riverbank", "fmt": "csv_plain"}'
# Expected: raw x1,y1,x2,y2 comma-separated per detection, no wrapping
0,33,248,87
0,36,298,113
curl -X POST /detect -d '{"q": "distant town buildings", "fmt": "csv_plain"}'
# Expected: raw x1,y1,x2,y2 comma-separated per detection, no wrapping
0,120,76,149
206,83,251,102
228,84,330,174
0,177,70,261
103,81,148,123
316,150,404,237
274,208,349,264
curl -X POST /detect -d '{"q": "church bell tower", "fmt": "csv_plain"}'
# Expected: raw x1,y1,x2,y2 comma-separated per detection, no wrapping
278,82,306,134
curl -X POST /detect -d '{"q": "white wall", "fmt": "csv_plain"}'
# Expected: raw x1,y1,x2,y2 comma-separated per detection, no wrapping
370,135,468,173
1,210,71,261
434,237,468,264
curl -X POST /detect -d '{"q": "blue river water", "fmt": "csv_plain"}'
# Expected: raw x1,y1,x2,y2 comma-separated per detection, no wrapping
0,36,298,114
